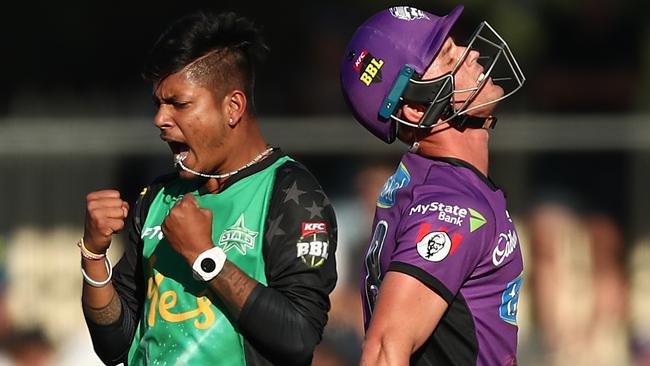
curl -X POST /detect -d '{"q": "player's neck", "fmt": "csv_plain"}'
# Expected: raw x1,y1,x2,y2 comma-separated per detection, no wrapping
200,120,270,194
417,128,489,175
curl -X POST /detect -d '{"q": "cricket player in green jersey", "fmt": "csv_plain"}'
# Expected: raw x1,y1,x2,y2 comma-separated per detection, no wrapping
79,11,337,366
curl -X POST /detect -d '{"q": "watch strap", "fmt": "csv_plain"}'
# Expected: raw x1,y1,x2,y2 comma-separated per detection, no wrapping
192,246,227,281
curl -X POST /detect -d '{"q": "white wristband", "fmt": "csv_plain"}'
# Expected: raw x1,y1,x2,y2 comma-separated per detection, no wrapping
192,247,227,282
81,256,113,288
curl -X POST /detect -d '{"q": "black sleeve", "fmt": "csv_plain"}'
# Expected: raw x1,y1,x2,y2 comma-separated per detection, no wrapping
238,160,338,366
83,179,168,365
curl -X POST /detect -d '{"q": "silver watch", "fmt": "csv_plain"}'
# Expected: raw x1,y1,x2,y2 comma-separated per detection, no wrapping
192,247,227,281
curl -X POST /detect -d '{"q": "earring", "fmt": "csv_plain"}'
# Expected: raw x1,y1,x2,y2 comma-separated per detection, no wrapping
229,118,233,124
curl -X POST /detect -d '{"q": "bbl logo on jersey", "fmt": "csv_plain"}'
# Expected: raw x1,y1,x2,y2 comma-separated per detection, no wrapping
296,222,329,268
218,214,258,255
377,163,411,208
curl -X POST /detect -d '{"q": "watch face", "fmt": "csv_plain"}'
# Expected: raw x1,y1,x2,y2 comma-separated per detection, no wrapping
201,257,216,272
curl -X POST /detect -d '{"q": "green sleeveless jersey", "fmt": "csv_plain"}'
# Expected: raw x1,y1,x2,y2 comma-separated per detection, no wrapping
127,156,290,365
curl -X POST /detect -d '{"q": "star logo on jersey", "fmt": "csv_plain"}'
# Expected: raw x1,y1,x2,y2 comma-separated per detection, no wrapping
218,214,258,255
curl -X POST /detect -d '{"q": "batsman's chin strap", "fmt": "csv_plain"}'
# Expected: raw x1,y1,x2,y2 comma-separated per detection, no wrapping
414,99,498,131
450,114,498,130
421,102,498,130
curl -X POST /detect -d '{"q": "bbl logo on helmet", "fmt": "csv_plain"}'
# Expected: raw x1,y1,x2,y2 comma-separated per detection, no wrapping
352,49,384,87
296,222,330,268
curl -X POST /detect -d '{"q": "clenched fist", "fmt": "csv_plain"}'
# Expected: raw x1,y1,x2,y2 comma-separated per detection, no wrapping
162,194,214,264
83,190,129,254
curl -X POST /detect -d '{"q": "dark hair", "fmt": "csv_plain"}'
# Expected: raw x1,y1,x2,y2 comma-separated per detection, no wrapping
144,11,269,114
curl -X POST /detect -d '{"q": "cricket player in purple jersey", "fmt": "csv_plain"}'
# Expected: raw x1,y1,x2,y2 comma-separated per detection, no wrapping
340,5,526,366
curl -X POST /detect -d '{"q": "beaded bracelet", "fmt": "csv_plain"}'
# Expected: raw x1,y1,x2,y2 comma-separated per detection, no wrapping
77,238,106,260
80,256,113,288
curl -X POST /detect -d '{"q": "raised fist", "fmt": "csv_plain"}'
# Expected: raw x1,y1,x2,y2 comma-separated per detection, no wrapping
83,190,129,254
162,194,214,264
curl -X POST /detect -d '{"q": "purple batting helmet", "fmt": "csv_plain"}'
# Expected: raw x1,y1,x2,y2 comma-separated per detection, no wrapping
340,6,463,143
341,5,526,144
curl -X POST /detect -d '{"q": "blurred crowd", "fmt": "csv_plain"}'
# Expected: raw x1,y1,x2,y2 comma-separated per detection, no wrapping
0,230,125,365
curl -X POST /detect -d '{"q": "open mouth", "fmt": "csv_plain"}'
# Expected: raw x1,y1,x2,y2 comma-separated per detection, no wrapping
168,141,190,163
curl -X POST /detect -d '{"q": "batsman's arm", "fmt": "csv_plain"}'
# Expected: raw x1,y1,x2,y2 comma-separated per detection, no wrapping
361,271,448,366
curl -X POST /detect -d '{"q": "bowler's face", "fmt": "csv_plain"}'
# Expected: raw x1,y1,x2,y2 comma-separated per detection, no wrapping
152,71,229,179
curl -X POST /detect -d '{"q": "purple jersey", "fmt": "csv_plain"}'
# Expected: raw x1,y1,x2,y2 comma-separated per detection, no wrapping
361,153,523,366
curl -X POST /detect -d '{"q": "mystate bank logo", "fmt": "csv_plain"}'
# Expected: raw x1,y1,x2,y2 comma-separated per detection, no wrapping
408,201,487,232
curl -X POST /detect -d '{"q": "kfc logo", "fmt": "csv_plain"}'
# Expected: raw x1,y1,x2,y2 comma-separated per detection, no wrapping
416,231,451,262
415,223,464,261
353,50,369,72
302,222,327,236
